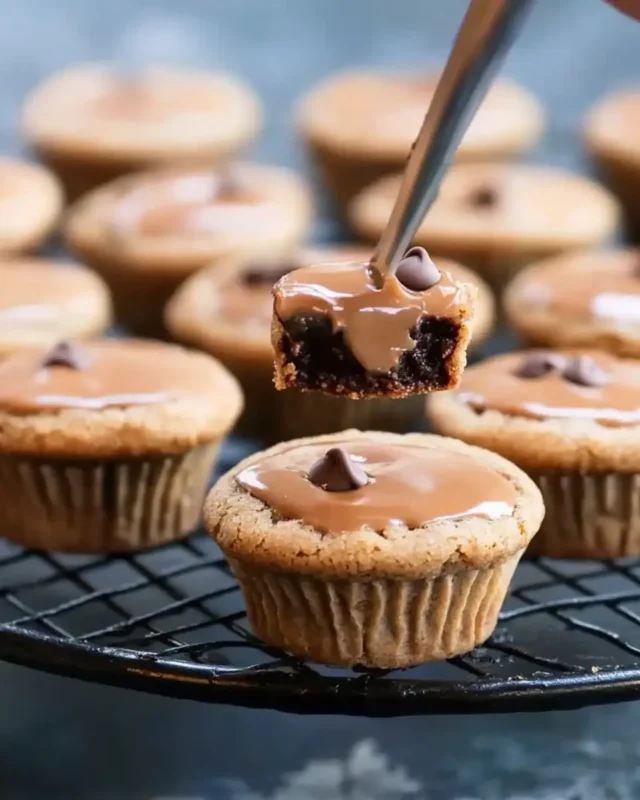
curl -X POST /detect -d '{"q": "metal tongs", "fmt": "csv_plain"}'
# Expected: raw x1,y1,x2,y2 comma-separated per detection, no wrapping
371,0,536,282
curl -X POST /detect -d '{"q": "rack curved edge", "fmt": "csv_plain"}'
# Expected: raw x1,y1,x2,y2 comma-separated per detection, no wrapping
2,624,640,716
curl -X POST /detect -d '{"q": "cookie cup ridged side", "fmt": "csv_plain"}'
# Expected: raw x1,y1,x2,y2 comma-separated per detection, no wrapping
204,431,543,667
428,394,640,559
0,353,243,553
0,444,218,553
228,554,521,667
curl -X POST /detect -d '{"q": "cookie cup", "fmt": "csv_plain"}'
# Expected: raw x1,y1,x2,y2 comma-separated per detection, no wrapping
64,164,312,336
22,65,262,201
204,431,543,667
429,375,640,559
0,342,242,552
298,71,543,209
503,249,640,356
349,164,620,291
585,91,640,239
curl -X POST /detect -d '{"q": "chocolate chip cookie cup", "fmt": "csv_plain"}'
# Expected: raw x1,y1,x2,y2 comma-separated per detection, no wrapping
0,339,242,553
64,163,312,336
504,248,640,356
428,350,640,559
204,431,543,668
349,163,620,291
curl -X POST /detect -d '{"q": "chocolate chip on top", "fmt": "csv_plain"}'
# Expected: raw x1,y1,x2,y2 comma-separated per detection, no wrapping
395,246,441,292
242,259,300,287
41,341,91,370
562,355,610,388
514,351,567,379
467,186,498,209
308,447,369,492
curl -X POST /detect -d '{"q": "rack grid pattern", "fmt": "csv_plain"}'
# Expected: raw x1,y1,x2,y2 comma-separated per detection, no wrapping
3,495,640,714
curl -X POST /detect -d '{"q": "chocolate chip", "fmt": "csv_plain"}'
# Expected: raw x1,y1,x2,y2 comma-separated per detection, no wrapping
308,447,369,492
562,355,610,388
41,341,91,370
216,169,246,198
467,186,498,208
395,246,441,292
514,351,567,379
242,259,300,287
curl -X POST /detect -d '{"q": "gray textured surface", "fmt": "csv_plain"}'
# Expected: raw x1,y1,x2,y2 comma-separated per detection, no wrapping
2,0,640,798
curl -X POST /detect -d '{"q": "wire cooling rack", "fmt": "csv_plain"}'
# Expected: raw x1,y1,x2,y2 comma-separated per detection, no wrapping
3,441,640,716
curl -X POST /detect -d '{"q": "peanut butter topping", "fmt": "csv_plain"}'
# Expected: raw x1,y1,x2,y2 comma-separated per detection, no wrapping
0,263,100,330
236,440,517,534
0,339,220,414
457,351,640,427
110,171,283,238
274,255,473,372
515,250,640,328
86,73,218,122
216,248,373,329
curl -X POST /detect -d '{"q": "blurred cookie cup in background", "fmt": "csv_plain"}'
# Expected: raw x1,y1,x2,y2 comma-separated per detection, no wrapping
64,163,312,336
504,248,640,355
585,89,640,239
22,64,262,201
298,70,543,209
0,258,112,357
0,157,62,254
350,163,620,292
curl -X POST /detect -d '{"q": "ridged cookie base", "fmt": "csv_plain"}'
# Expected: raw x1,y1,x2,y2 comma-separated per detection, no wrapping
530,471,640,559
230,554,521,668
0,443,219,553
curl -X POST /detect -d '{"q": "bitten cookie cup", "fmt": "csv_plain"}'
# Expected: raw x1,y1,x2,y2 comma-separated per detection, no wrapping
298,70,543,208
272,248,477,400
204,431,543,668
63,163,312,336
349,163,620,291
21,64,262,201
0,339,242,553
504,248,640,356
0,258,112,357
166,246,494,441
0,158,63,255
428,350,640,559
585,91,640,239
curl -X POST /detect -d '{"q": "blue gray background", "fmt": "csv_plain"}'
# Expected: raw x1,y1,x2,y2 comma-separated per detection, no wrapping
1,0,640,797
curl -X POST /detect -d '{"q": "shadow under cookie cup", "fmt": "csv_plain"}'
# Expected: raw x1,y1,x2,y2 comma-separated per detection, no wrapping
0,340,243,553
428,351,640,559
204,430,543,668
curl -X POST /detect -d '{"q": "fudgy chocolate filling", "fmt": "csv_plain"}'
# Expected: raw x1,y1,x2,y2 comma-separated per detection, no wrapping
279,311,460,395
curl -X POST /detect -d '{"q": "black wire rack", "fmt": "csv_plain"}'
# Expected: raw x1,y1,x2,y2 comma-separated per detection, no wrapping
3,441,640,716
